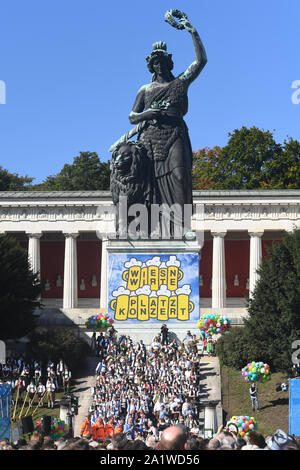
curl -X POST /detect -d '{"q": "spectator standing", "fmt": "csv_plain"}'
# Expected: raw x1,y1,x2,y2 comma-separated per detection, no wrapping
161,324,169,346
46,378,56,409
249,383,259,412
63,366,72,394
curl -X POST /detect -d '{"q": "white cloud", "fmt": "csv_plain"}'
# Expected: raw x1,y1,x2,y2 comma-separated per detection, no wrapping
124,257,143,268
166,255,181,267
157,285,171,297
176,284,192,296
136,285,151,296
112,286,130,297
146,256,161,267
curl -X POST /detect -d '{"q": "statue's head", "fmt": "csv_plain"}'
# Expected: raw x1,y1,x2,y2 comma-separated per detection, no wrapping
146,42,174,81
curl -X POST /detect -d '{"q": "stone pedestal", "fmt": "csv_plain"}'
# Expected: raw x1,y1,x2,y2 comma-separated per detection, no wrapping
105,238,202,342
204,405,217,434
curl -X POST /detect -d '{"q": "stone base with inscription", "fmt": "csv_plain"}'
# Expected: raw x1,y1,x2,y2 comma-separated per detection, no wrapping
106,239,201,344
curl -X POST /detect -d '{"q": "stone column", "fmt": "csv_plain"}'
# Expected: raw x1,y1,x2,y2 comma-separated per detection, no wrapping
211,232,227,309
27,233,42,277
100,237,108,310
204,404,217,433
63,233,79,309
249,231,264,298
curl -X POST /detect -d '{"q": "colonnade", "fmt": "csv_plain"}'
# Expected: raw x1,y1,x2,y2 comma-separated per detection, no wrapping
26,230,264,310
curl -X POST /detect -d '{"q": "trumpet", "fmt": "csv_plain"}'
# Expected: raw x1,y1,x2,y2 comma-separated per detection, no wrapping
18,389,29,420
32,393,46,417
12,386,20,421
25,389,37,417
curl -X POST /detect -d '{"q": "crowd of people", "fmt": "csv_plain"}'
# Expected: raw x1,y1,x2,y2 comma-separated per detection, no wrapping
83,328,203,442
0,356,72,409
0,329,298,451
0,424,299,451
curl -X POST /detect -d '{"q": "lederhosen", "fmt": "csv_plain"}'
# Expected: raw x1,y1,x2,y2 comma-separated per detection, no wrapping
63,370,71,390
28,384,36,401
37,384,45,405
46,382,55,405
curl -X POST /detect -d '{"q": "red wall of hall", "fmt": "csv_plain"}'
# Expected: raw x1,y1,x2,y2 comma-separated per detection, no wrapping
225,240,250,297
199,240,212,298
77,240,101,298
199,239,281,298
29,238,280,299
199,240,250,298
40,241,65,298
40,240,101,298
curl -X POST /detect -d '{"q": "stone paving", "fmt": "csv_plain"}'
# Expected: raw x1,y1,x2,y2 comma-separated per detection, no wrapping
73,355,98,437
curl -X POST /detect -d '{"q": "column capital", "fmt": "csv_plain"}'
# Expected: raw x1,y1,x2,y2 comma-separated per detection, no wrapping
95,230,111,242
26,232,43,238
211,231,227,238
63,232,79,239
248,231,264,238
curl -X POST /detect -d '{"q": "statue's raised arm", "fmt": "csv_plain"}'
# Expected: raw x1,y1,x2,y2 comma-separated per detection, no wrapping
165,9,207,84
109,10,209,236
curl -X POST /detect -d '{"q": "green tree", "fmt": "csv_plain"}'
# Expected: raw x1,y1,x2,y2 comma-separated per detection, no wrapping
28,328,91,372
192,146,221,189
212,126,282,189
261,137,300,189
33,152,110,191
192,127,300,190
0,166,33,191
216,230,300,373
0,234,42,339
215,327,252,369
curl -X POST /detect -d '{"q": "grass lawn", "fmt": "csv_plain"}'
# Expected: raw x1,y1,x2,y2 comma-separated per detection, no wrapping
221,366,289,436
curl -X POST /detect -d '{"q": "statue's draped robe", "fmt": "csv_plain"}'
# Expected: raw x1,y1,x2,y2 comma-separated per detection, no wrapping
137,76,193,208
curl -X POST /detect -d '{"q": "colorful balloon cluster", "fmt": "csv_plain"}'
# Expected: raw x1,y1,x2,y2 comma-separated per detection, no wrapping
35,417,69,441
85,313,114,330
228,416,258,438
241,361,271,383
197,314,231,338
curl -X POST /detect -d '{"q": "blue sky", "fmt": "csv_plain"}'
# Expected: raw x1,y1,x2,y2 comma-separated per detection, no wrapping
0,1,299,183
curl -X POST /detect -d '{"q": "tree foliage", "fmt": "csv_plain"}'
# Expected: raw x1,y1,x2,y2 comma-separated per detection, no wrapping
33,152,110,191
28,328,92,372
260,137,300,189
0,235,42,339
0,166,33,191
192,127,300,190
192,146,221,190
216,230,300,374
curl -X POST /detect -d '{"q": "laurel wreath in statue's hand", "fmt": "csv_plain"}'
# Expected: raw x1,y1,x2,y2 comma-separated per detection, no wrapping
164,9,196,34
